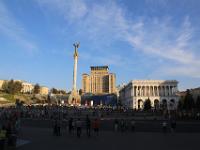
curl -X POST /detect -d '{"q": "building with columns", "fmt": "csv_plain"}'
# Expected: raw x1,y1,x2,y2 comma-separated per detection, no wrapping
119,80,179,110
82,66,116,94
21,81,34,94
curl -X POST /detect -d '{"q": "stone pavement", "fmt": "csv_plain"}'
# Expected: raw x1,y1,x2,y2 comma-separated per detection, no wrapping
16,127,200,150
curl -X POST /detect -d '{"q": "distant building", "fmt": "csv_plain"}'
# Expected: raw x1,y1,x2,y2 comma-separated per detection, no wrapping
0,80,5,90
21,82,34,94
178,87,200,102
14,80,34,94
82,66,116,94
115,84,126,97
0,79,49,95
119,80,179,110
190,87,200,101
40,86,49,95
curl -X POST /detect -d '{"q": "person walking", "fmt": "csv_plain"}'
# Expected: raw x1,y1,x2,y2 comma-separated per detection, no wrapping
68,118,73,135
76,118,82,138
53,119,58,136
162,121,167,133
15,118,21,136
114,119,119,132
57,119,61,136
171,120,176,133
130,119,135,132
120,119,125,132
0,127,7,150
93,118,100,136
86,115,91,137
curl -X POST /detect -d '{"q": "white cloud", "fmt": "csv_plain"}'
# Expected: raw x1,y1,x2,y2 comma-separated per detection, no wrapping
36,0,87,22
80,51,125,67
35,0,200,78
0,1,37,52
125,16,200,78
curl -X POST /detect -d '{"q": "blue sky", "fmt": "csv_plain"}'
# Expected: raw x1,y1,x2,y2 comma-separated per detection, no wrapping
0,0,200,91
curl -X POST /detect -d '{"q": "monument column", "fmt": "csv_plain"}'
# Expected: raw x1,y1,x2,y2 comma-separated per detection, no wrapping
68,42,81,106
73,45,78,91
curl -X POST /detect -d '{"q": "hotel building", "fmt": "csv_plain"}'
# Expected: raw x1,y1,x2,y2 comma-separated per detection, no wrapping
82,66,116,94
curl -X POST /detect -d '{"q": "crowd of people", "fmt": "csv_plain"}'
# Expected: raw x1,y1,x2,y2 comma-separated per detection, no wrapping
0,107,21,149
0,104,199,149
52,115,100,138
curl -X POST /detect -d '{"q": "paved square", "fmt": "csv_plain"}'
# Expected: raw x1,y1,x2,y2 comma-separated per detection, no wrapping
16,127,200,150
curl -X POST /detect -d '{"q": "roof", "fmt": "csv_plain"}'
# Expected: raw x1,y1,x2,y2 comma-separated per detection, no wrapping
90,66,109,70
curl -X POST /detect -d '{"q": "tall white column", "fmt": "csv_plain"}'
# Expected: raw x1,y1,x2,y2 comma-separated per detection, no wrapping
149,86,150,97
73,45,78,91
145,86,147,97
73,56,77,91
153,86,155,96
157,86,159,96
168,86,170,96
164,86,167,97
141,86,142,96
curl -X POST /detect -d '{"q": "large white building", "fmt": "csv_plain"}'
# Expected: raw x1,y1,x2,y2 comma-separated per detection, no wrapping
119,80,179,110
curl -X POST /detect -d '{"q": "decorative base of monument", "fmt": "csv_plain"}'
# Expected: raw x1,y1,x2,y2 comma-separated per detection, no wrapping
68,90,81,106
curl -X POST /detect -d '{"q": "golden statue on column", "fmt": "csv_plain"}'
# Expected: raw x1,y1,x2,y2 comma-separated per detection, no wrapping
68,42,81,106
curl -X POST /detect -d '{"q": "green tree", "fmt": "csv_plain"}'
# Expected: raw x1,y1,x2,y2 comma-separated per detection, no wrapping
2,80,22,94
51,88,58,94
178,98,184,110
14,81,23,93
33,84,40,94
196,96,200,111
59,90,66,95
6,79,14,94
143,98,151,110
183,89,195,111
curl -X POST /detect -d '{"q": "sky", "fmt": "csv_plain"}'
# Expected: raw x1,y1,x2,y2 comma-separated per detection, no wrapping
0,0,200,91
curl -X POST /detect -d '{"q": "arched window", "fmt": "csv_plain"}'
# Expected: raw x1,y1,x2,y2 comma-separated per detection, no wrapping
138,99,143,109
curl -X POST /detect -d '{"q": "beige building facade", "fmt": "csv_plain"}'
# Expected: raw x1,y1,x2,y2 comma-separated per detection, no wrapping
119,80,179,110
0,80,5,90
39,86,49,95
82,66,116,94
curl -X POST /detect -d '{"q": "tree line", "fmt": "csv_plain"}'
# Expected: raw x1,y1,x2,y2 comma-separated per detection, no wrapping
50,88,66,95
2,80,22,94
178,89,200,112
1,80,41,95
